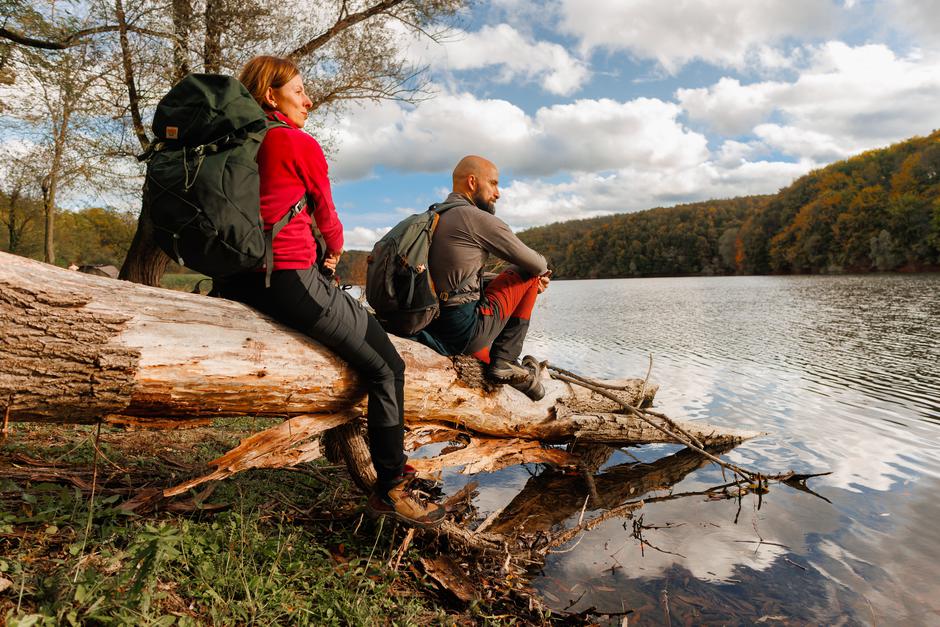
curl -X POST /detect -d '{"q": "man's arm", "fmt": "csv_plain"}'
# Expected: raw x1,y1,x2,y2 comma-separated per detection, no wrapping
472,212,549,277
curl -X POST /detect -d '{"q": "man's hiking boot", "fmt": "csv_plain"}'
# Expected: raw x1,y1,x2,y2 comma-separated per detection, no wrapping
487,356,546,401
486,358,530,383
509,355,545,401
366,479,446,528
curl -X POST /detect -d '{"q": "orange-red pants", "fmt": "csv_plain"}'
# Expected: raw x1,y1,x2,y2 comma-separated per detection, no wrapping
468,268,541,364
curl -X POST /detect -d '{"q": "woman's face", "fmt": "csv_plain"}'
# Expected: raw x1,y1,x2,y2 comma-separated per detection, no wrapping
267,73,312,128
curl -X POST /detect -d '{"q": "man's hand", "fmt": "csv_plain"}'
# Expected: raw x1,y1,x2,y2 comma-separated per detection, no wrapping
323,250,342,272
537,272,551,293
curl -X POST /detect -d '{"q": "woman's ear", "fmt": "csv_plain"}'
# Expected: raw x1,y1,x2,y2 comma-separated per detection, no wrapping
263,86,277,109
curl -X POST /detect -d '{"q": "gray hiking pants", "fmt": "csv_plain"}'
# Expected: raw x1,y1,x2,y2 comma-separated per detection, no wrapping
217,267,407,491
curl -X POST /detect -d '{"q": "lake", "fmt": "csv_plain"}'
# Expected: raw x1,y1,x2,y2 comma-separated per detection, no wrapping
441,274,940,624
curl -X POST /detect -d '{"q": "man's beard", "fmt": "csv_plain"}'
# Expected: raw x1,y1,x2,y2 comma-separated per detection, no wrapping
472,191,496,215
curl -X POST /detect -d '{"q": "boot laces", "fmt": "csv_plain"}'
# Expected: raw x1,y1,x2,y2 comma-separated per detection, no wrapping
402,482,435,507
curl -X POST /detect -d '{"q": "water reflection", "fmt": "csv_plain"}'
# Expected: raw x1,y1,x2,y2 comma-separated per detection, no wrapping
452,274,940,623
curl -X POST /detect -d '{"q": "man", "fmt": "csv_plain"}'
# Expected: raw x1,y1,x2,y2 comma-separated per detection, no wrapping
416,155,551,400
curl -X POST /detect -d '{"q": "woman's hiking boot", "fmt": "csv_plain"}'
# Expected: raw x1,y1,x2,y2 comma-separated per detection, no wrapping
366,479,446,528
509,355,545,401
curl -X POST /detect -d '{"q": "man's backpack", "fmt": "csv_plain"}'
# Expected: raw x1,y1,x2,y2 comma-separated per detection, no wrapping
141,74,304,285
365,204,474,336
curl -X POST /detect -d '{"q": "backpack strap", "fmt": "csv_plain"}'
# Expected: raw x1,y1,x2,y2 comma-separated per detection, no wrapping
264,194,307,288
261,119,308,287
439,269,483,302
428,202,485,302
428,202,456,215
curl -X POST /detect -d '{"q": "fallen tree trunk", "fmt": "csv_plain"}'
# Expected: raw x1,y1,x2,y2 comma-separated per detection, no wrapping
0,251,759,448
486,443,736,536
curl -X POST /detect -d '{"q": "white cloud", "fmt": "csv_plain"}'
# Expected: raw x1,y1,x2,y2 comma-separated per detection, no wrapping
344,226,391,250
331,93,528,180
679,43,940,159
715,139,763,166
332,90,708,181
677,78,786,136
753,124,850,161
406,23,589,95
495,159,812,229
0,136,37,160
883,0,940,47
756,45,802,71
558,0,842,73
445,24,589,95
532,98,708,172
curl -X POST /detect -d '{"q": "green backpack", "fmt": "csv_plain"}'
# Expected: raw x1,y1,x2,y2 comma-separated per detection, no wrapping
142,74,304,284
365,203,475,336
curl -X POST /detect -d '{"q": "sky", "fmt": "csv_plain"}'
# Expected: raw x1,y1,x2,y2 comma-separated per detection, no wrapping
322,0,940,249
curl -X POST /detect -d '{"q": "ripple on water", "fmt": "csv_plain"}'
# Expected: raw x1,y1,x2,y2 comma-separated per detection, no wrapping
513,274,940,621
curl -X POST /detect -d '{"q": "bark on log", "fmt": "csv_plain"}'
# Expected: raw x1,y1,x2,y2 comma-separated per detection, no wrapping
0,252,760,447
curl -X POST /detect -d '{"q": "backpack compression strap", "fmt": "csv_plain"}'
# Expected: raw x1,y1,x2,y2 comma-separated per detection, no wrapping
263,194,307,288
438,269,482,302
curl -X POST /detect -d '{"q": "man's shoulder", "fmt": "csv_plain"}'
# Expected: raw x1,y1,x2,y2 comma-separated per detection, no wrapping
444,203,504,226
444,203,478,217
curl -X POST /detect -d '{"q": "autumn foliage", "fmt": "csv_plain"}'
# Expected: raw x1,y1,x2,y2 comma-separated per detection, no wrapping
520,131,940,278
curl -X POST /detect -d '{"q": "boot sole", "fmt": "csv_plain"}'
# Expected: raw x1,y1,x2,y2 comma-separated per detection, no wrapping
486,369,528,383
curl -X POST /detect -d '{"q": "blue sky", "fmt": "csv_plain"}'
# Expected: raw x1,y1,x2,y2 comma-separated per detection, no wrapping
321,0,940,249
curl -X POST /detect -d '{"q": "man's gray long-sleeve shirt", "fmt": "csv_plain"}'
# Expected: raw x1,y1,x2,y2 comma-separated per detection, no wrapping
428,193,548,306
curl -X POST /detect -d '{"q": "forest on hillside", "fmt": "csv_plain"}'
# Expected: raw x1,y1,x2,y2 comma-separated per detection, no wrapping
519,131,940,278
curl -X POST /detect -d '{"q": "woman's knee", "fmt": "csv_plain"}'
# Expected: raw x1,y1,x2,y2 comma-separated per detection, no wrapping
364,316,405,378
369,361,400,389
387,349,405,379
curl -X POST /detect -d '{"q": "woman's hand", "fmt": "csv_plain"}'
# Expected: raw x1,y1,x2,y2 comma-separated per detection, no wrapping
323,250,342,271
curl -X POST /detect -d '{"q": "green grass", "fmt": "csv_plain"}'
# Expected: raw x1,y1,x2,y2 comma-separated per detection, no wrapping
2,496,429,625
159,274,210,293
0,422,526,625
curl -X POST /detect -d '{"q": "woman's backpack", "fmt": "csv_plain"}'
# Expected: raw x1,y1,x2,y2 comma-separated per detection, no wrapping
141,74,303,285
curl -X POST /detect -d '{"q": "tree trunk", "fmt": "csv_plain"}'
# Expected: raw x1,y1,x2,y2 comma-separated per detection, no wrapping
0,251,760,448
171,0,192,81
115,0,149,152
486,443,736,536
41,178,55,264
203,0,222,73
6,189,20,252
118,0,185,287
118,192,171,286
41,107,70,265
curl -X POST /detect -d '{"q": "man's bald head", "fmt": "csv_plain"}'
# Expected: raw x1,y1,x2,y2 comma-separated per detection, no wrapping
452,155,500,214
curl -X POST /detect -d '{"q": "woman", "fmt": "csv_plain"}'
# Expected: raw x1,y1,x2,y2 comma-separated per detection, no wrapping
225,55,444,528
